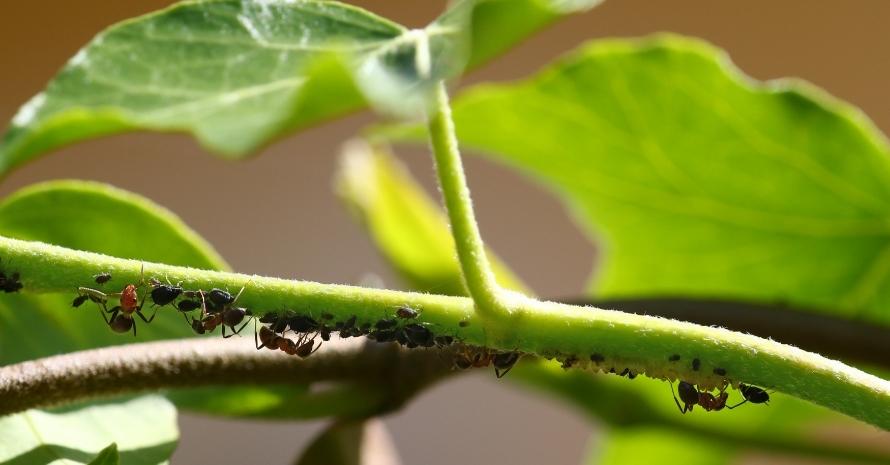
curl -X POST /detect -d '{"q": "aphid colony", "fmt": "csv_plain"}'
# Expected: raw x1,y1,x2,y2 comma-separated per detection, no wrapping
71,271,523,376
561,351,770,415
0,259,23,293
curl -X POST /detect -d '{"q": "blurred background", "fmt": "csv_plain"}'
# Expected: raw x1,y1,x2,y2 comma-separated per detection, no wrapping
2,1,889,463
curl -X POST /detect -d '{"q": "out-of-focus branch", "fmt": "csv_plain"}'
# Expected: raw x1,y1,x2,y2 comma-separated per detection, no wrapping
0,338,454,417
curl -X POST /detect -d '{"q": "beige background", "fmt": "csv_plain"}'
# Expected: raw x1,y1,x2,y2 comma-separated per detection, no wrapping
2,1,889,464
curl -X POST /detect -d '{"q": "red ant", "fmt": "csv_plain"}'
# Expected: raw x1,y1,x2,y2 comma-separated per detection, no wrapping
670,380,729,414
255,325,319,358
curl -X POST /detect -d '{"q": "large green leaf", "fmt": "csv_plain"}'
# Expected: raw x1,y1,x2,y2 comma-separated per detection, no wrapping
0,180,226,363
432,35,890,326
0,0,597,175
0,396,178,465
335,137,888,463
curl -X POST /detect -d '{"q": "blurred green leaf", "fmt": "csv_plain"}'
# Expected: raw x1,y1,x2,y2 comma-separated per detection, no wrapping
337,141,527,295
0,180,320,420
591,428,732,465
0,180,226,363
418,35,890,326
462,0,603,70
0,0,598,175
87,444,120,465
0,396,177,465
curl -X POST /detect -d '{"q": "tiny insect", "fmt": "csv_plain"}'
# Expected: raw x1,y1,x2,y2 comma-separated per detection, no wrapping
396,306,420,319
590,353,605,364
492,352,520,378
713,367,727,376
94,272,112,285
148,276,183,308
727,383,770,409
668,354,681,362
692,358,701,371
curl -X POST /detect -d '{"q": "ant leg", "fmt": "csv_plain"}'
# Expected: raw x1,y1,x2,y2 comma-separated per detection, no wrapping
495,366,514,379
232,318,252,336
97,305,115,325
254,321,267,350
132,319,137,337
726,399,748,410
222,325,231,339
669,381,690,415
136,307,157,323
233,278,253,303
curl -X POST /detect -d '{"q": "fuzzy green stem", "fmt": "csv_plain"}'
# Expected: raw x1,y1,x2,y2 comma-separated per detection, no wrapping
427,82,507,318
1,235,888,429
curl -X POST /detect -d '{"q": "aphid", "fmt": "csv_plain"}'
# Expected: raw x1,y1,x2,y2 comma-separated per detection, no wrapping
370,329,397,342
671,380,700,414
206,288,235,309
590,353,605,364
692,358,701,371
403,323,434,347
73,287,108,308
727,384,770,409
287,315,319,333
458,320,470,328
713,367,727,376
434,335,454,347
94,272,112,285
492,352,520,378
319,326,332,341
375,319,397,330
0,271,22,293
669,354,681,362
396,306,419,319
561,355,578,369
177,300,202,312
148,277,182,308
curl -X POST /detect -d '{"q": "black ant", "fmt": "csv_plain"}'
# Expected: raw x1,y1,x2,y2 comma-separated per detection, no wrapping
727,383,770,409
188,280,252,337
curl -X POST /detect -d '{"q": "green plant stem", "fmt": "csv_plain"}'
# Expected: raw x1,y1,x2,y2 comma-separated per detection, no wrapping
1,235,889,429
0,337,452,417
427,82,507,319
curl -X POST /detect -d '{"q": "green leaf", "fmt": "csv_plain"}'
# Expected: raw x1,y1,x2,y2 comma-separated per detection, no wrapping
0,180,226,363
0,0,597,175
461,0,603,70
431,35,890,326
0,396,177,465
87,444,120,465
336,141,528,295
591,428,732,465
